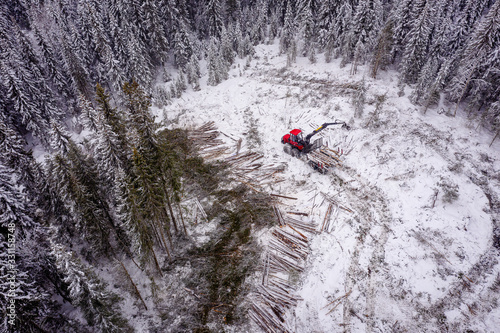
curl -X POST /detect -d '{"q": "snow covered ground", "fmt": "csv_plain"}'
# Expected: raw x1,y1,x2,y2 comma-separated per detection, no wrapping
159,43,500,332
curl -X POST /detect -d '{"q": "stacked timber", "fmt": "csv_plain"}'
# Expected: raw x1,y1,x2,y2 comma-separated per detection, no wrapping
189,122,285,186
307,146,342,172
188,121,228,159
249,209,317,332
226,152,285,187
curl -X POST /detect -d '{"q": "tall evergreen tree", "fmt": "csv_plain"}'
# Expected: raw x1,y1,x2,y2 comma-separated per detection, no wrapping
173,20,194,69
0,162,77,332
390,0,414,62
399,0,434,83
207,37,228,86
140,0,169,66
50,240,132,332
296,0,316,57
126,27,153,90
279,0,295,54
207,0,224,38
448,0,500,114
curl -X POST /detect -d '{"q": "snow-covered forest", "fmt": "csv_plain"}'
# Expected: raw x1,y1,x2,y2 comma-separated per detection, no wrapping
1,0,499,332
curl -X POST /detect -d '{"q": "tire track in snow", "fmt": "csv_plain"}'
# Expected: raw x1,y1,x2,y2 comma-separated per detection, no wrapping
332,165,395,333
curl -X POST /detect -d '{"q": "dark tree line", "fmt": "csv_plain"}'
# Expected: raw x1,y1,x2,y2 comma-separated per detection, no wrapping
0,0,499,331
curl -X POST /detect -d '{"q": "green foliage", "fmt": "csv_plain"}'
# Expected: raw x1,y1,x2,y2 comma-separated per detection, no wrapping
51,242,133,333
187,186,273,330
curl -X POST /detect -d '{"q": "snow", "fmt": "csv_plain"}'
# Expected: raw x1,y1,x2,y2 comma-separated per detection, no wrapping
159,41,500,332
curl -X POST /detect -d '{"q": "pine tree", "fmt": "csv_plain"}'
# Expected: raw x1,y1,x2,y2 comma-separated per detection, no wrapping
94,83,130,168
49,120,72,154
50,240,132,332
391,0,414,62
250,0,268,45
410,57,440,104
78,94,100,133
280,0,295,54
422,59,452,113
153,85,171,107
115,163,165,272
140,0,169,66
316,0,341,51
344,0,383,65
399,0,434,83
173,20,194,69
207,0,224,38
33,27,73,99
207,37,228,86
220,25,235,66
47,139,124,256
186,54,201,90
336,2,354,63
296,0,316,56
2,61,51,145
449,0,500,115
0,162,77,332
370,20,393,78
126,27,153,90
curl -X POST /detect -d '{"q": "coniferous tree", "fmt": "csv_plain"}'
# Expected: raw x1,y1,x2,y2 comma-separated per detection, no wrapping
449,0,500,115
33,27,73,99
78,94,100,133
2,61,51,144
50,240,132,332
94,83,130,169
399,0,435,84
370,19,393,78
173,20,194,69
207,0,224,38
126,27,153,90
220,25,235,66
280,0,295,54
186,54,201,90
140,0,169,66
207,37,228,86
47,138,125,256
59,25,92,98
391,0,414,62
296,0,316,57
0,162,78,332
316,0,340,51
250,0,268,45
345,0,383,66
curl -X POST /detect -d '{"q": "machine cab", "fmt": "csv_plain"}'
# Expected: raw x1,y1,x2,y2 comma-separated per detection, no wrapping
289,129,304,144
282,129,305,150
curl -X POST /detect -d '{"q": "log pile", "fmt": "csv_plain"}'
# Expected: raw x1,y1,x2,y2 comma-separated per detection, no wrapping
188,121,228,159
249,208,317,332
188,122,285,186
226,152,285,187
307,146,343,172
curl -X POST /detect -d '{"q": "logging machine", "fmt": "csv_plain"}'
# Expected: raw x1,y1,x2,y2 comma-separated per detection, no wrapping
281,121,350,173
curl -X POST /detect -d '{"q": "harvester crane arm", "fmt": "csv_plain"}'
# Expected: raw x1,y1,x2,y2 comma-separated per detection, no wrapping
304,121,350,144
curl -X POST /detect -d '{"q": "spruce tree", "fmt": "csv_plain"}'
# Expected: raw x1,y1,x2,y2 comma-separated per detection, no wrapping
399,0,435,84
449,0,500,114
50,240,132,332
173,21,194,69
207,0,224,38
296,0,316,57
47,139,123,256
140,0,169,66
207,37,228,86
280,0,295,54
0,162,76,332
391,0,414,62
